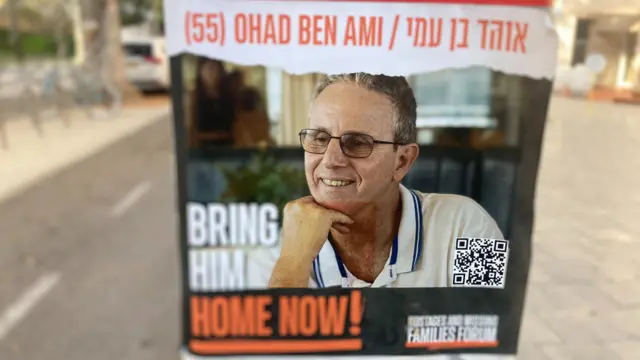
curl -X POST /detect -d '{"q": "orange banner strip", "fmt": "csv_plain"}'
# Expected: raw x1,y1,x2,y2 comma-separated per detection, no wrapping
190,338,363,354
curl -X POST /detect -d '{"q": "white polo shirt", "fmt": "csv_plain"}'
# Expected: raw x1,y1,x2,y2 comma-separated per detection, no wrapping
247,184,504,289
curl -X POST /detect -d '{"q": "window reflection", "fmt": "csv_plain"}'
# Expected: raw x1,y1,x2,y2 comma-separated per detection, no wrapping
410,68,522,149
182,54,524,151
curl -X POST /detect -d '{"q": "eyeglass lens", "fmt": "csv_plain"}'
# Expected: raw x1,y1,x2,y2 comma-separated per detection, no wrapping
300,129,374,158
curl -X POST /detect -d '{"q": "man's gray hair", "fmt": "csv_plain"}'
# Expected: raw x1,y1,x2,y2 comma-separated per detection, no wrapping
313,73,417,144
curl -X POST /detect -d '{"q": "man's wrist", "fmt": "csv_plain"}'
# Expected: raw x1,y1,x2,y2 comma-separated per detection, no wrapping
274,254,315,278
268,254,314,288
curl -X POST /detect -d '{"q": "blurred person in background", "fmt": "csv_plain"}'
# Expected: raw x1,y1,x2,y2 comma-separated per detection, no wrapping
233,86,274,148
188,57,235,147
228,69,246,98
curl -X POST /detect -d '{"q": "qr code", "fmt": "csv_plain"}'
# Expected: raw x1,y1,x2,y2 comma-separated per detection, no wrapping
451,238,509,288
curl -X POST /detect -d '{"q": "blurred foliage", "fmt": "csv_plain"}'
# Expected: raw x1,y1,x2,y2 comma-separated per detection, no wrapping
0,29,73,57
120,0,163,29
0,2,73,59
120,0,149,26
218,151,308,215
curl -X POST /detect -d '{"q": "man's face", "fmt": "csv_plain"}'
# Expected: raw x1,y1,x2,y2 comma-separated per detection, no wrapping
305,82,402,214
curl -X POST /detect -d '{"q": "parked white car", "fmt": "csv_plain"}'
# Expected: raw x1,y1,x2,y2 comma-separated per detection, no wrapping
123,35,170,92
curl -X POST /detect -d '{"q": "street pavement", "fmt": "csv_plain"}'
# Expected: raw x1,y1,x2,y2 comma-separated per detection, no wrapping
518,97,640,360
0,105,169,203
0,116,181,360
0,96,638,359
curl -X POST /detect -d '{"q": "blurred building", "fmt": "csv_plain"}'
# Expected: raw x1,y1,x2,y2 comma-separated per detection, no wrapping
554,0,640,91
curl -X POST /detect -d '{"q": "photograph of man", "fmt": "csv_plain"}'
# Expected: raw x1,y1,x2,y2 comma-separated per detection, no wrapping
267,73,505,288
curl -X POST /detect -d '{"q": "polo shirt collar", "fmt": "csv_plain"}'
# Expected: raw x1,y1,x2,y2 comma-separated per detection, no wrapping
312,184,423,288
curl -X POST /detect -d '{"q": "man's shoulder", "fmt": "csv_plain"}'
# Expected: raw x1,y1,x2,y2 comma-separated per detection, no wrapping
413,191,482,210
412,190,494,224
411,190,503,238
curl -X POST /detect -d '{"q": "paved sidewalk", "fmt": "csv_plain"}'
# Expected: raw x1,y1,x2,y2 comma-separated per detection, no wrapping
518,96,640,360
0,105,170,204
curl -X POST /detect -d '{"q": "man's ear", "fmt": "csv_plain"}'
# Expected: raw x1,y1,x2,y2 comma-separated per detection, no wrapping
393,144,419,182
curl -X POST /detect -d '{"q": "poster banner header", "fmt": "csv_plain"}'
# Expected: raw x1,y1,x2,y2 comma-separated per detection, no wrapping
164,0,558,79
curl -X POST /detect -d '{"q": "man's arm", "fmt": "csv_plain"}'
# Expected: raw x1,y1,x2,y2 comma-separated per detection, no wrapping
268,196,353,288
268,255,315,288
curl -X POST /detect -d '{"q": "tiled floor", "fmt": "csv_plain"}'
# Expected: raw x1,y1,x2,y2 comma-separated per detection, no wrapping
517,97,640,360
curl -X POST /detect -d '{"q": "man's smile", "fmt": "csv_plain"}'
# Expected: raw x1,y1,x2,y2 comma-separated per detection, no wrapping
320,178,355,187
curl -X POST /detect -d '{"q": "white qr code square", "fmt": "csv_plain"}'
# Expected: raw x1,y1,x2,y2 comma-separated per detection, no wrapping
451,237,509,288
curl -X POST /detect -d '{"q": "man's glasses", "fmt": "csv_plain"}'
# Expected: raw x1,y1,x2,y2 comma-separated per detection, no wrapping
299,129,406,158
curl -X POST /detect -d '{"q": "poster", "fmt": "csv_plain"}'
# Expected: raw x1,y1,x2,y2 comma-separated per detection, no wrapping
163,0,556,358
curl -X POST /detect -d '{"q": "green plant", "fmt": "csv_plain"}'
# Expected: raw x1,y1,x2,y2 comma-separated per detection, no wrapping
0,29,74,58
218,151,308,215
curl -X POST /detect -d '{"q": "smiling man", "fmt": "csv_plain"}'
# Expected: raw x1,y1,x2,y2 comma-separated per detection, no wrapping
267,73,505,288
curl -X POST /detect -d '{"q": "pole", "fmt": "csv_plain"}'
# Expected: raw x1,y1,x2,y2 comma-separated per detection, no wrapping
70,0,87,65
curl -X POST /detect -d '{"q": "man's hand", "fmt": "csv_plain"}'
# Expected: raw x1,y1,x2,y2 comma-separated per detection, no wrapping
269,196,353,288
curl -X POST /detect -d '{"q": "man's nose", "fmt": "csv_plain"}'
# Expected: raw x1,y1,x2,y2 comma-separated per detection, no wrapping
322,138,348,168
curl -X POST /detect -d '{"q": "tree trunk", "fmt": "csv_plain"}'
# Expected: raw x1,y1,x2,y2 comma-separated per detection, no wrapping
104,0,141,101
82,0,140,103
81,0,102,68
70,0,86,64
